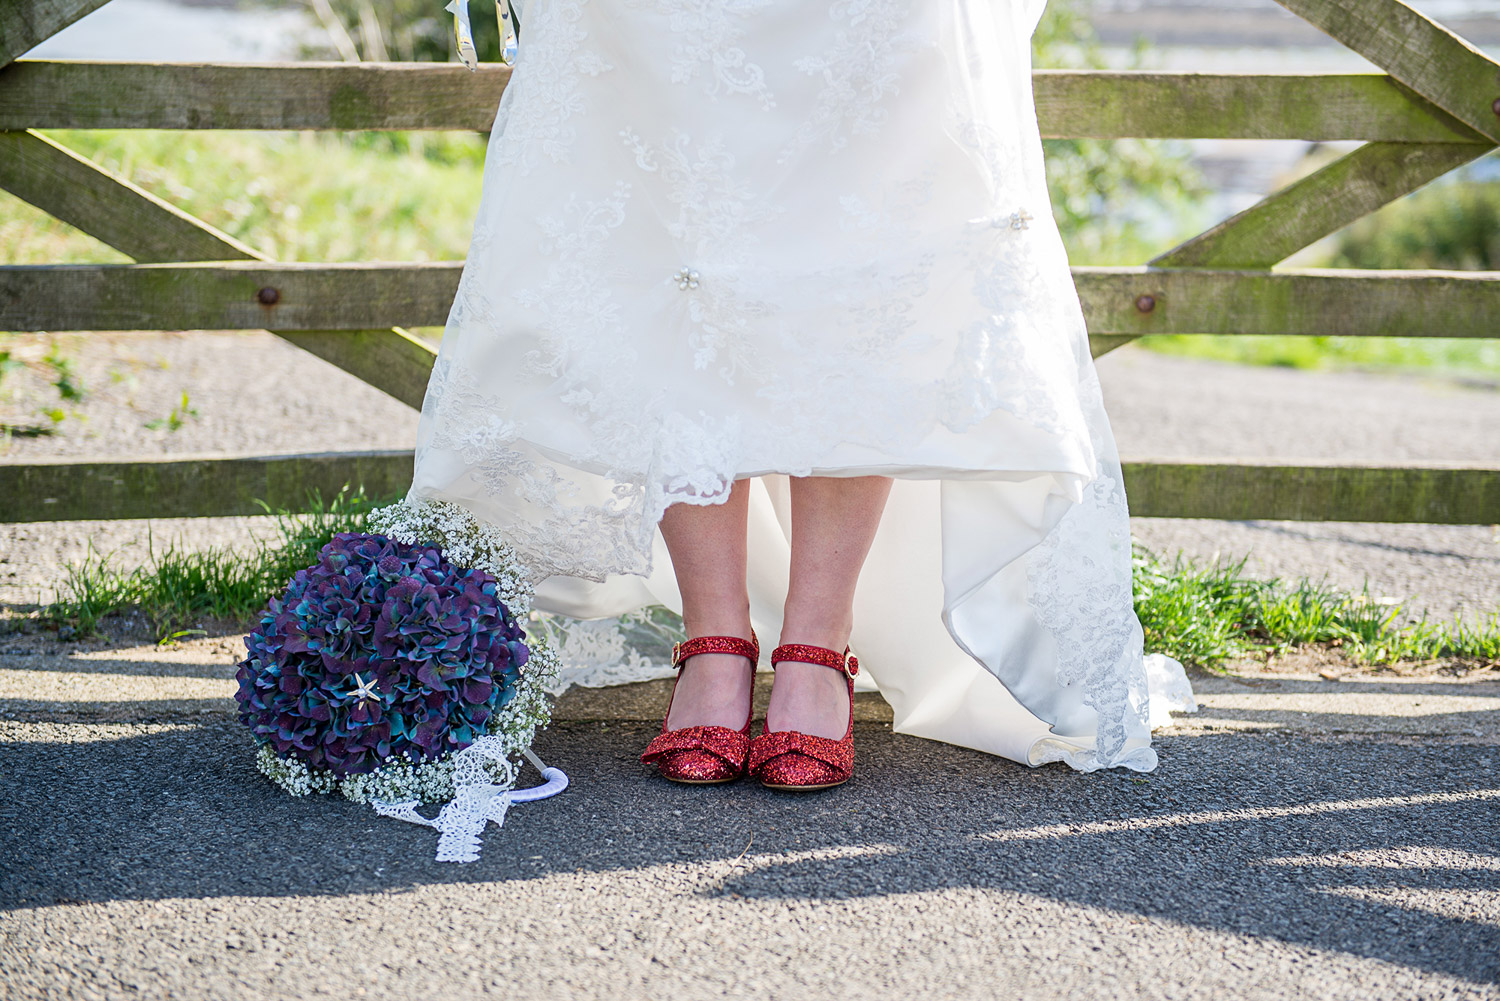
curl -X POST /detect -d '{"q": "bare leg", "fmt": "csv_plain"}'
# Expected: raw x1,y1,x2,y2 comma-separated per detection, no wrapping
657,478,756,730
767,474,893,739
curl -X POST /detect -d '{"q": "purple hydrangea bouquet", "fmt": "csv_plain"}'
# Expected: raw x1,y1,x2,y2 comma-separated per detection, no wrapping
234,497,562,862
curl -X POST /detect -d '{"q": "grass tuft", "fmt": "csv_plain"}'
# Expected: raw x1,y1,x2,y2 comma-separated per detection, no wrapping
1135,545,1500,671
41,485,395,642
1132,548,1261,668
36,512,1500,669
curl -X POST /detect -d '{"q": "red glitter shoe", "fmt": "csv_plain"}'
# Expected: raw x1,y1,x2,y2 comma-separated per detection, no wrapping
639,630,760,784
747,643,857,792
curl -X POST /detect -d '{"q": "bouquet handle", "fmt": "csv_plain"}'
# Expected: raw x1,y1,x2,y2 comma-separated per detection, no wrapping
510,747,570,803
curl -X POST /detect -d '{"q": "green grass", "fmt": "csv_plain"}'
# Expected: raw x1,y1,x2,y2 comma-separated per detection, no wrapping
1133,546,1500,671
3,129,488,267
40,484,397,640
1136,334,1500,379
37,505,1500,669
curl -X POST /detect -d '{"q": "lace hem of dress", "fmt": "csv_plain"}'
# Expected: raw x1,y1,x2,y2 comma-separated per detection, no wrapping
1026,653,1197,772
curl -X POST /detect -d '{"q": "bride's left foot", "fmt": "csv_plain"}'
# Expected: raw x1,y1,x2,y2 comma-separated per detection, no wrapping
761,631,852,739
750,629,858,791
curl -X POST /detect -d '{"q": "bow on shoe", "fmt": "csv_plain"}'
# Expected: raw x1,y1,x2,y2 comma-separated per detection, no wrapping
746,730,853,777
640,725,750,770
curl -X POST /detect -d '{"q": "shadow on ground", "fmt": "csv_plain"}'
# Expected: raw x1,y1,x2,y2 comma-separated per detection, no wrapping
2,714,1497,986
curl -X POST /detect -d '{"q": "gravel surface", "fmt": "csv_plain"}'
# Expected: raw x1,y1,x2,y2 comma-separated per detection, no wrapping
0,330,423,459
4,331,1496,622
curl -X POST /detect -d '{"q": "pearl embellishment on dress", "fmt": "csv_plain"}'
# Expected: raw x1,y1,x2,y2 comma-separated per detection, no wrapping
674,267,701,290
965,208,1035,232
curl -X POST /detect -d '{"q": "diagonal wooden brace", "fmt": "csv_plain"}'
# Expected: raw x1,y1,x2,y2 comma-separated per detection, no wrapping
1092,0,1500,358
1154,141,1494,271
1276,0,1500,144
0,129,436,409
0,0,114,68
1086,140,1493,357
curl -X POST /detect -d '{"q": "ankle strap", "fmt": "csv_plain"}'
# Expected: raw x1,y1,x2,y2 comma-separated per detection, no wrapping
672,628,759,669
769,643,859,678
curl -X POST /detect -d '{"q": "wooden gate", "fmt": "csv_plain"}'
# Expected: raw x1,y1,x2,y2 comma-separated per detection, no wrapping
1,0,1497,524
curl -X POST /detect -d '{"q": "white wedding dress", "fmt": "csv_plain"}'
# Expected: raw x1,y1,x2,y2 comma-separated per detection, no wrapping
407,0,1196,772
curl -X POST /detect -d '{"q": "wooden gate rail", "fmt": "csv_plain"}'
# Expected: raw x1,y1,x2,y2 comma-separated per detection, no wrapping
0,62,1491,145
2,453,1495,525
2,0,1499,527
4,263,1497,341
2,451,417,521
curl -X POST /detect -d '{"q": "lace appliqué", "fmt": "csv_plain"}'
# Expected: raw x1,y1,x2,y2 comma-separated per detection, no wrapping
529,607,684,693
1024,458,1152,769
623,0,777,110
421,361,657,583
427,175,668,581
779,0,911,164
511,180,637,380
492,0,615,175
829,174,938,356
619,126,786,381
940,229,1069,435
428,178,759,580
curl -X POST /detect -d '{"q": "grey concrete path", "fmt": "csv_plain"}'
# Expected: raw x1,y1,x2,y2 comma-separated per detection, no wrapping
2,638,1499,1000
1097,349,1500,625
3,336,1498,998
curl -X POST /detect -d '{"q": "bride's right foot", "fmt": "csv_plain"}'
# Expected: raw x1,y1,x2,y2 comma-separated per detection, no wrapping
640,630,759,784
664,650,756,731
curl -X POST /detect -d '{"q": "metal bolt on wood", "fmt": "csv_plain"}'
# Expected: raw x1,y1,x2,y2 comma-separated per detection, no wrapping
256,286,280,305
1135,294,1156,313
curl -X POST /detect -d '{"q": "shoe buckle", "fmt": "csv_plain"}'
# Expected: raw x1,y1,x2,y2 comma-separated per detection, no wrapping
671,641,683,667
